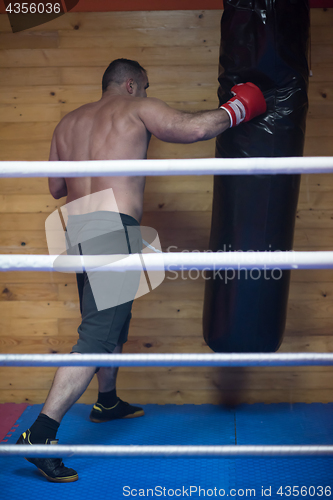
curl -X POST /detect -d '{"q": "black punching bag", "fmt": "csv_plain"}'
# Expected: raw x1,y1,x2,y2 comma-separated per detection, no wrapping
203,0,310,352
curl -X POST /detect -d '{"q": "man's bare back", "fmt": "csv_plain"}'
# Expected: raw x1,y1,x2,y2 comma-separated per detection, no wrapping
49,73,150,222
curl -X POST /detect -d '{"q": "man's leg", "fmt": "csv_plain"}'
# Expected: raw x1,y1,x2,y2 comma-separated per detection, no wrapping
15,359,94,483
42,362,96,423
90,343,144,423
96,343,122,393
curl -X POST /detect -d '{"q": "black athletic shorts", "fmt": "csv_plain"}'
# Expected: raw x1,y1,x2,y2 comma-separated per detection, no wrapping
66,211,142,354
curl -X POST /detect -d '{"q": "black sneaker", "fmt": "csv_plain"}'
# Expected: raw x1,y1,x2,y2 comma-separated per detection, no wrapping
89,399,144,423
16,429,78,483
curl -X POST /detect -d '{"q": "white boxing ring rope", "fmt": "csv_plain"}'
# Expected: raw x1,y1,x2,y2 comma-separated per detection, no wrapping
1,251,333,272
2,445,333,458
1,352,333,368
0,156,333,177
1,157,333,459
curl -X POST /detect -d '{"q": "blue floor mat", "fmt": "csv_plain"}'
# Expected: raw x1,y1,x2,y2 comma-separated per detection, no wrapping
1,403,332,499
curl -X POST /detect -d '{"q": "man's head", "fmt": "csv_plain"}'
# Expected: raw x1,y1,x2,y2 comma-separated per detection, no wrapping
102,58,149,97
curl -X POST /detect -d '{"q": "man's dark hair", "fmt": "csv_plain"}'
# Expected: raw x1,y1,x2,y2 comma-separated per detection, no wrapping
102,58,147,92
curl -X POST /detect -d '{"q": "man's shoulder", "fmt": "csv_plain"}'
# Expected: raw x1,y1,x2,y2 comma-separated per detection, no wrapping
135,97,166,115
55,101,98,129
67,101,98,117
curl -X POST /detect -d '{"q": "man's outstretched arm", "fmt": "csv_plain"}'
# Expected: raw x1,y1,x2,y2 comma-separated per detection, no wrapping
138,82,267,144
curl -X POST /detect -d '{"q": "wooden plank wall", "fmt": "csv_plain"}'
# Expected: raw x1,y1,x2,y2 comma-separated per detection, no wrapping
0,9,332,405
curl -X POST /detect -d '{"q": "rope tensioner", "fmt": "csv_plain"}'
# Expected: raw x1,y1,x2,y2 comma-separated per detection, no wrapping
0,156,333,177
2,444,333,458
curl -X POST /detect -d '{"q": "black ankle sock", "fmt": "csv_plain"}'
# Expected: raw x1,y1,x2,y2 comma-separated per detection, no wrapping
97,389,118,408
29,413,60,444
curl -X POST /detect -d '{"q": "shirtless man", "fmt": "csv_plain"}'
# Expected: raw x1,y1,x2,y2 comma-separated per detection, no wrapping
17,59,266,483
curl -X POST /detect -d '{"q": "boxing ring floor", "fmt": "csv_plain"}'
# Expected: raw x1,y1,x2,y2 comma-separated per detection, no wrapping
0,403,332,498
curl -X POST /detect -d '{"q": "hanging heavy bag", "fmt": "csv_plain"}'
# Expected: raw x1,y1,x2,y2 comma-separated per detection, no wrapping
203,0,310,352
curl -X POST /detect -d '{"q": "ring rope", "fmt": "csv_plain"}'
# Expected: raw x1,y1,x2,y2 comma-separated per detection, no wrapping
0,156,333,177
1,251,333,272
1,159,331,460
1,353,333,367
2,445,333,458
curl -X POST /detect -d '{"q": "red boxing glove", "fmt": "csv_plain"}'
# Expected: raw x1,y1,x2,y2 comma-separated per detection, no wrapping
220,82,267,128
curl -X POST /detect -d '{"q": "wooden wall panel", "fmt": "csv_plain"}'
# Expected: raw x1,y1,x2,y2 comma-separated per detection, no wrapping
0,11,222,32
0,9,332,405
